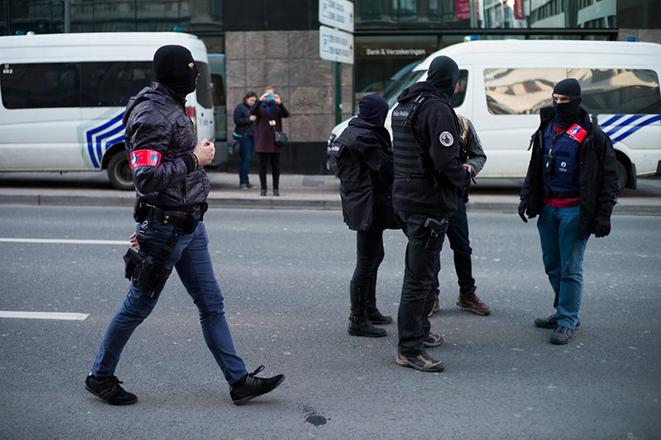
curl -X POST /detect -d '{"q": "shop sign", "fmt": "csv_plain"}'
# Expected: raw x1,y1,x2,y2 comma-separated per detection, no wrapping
456,0,470,20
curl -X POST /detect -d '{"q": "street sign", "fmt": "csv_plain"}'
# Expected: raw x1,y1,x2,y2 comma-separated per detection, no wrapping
318,0,354,34
319,25,354,65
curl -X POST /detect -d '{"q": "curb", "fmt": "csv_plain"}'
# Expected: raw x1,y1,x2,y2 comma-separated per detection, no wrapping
0,193,659,216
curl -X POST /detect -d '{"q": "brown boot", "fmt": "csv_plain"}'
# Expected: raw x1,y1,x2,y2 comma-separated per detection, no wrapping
456,287,490,316
427,293,441,317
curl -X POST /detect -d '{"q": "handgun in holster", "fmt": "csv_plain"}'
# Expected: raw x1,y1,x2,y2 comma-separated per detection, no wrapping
424,217,449,251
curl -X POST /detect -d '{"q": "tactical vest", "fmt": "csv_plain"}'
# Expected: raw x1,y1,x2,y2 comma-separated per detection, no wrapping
542,122,587,194
391,94,433,179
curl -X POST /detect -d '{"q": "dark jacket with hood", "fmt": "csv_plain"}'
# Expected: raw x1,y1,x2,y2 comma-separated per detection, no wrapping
331,117,396,231
392,81,472,217
123,82,209,210
233,102,255,138
520,107,618,239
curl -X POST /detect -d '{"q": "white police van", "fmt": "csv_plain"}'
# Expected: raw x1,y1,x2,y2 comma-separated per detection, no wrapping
0,32,214,190
328,40,661,192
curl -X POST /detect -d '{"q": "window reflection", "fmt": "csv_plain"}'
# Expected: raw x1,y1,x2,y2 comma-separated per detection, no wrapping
484,68,661,115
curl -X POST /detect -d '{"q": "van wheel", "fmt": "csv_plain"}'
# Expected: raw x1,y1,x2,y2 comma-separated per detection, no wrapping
108,153,134,191
616,160,627,194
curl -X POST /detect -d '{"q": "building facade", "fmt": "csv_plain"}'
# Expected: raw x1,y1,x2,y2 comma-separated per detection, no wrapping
1,0,659,174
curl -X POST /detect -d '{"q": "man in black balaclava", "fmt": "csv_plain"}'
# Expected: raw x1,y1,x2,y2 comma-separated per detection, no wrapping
390,56,472,372
519,78,618,345
153,45,199,99
329,93,397,339
86,45,285,407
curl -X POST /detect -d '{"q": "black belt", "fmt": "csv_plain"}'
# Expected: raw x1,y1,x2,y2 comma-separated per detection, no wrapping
146,204,206,228
544,189,580,198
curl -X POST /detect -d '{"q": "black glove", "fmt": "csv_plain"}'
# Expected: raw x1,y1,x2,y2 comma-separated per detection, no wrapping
593,216,611,238
518,199,528,223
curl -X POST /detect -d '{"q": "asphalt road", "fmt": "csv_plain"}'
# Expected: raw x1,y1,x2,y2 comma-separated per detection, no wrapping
0,206,659,439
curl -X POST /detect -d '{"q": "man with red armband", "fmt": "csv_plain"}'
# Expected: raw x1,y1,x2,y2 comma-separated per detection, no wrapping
85,45,284,406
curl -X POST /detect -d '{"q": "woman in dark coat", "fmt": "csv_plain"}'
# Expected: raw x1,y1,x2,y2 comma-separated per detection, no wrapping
328,94,397,338
250,85,290,196
233,91,257,189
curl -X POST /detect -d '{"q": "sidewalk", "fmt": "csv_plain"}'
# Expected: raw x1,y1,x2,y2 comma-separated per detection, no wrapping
1,171,660,215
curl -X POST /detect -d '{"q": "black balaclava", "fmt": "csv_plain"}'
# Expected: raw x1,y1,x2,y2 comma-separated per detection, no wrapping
553,78,582,128
153,45,199,98
426,55,459,102
358,93,390,126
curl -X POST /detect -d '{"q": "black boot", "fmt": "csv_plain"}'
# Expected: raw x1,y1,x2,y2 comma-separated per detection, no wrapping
365,273,393,325
348,284,386,337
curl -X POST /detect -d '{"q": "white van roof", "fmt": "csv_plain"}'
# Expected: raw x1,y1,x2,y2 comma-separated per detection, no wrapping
415,40,661,70
0,32,207,62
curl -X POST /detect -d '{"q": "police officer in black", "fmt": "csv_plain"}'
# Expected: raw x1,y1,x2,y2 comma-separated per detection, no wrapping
85,45,284,406
392,56,472,372
329,94,397,338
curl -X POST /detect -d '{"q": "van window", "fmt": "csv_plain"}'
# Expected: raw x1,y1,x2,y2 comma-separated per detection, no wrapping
195,62,213,109
82,62,153,107
485,68,661,115
1,63,80,108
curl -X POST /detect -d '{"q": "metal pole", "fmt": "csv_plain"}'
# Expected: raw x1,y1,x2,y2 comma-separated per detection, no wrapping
335,62,342,125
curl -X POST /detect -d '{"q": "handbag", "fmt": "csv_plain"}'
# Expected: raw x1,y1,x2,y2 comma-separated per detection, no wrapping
274,130,288,148
269,120,288,148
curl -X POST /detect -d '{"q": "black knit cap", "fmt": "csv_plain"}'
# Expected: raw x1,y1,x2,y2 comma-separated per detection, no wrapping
553,78,581,100
358,93,390,127
153,45,198,98
426,55,459,102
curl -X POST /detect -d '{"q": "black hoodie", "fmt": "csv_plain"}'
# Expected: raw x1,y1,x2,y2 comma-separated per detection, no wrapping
391,81,471,217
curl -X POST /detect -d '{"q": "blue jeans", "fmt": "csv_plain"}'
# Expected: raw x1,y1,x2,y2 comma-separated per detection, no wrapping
536,205,589,330
239,136,255,185
91,220,248,384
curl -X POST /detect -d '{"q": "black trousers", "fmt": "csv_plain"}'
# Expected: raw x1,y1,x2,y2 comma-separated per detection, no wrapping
396,210,448,357
432,197,475,297
351,229,385,290
258,152,281,190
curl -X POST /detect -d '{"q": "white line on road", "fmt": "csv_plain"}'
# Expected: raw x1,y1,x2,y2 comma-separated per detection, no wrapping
0,238,128,245
0,311,89,321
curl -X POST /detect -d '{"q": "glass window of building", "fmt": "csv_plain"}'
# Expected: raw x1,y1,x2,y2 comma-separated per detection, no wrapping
354,35,437,107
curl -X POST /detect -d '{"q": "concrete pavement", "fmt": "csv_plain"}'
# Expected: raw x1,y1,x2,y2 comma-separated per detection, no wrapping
1,171,660,215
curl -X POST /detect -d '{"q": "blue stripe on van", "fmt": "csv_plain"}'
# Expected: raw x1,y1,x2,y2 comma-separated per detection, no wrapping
611,115,661,144
600,114,624,127
95,124,124,167
86,112,124,168
604,114,646,137
105,135,125,148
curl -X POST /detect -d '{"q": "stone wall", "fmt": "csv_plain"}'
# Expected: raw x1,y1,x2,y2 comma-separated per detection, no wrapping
618,28,661,43
225,30,353,144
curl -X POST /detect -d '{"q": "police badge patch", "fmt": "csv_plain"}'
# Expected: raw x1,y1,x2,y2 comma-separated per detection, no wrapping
439,131,454,147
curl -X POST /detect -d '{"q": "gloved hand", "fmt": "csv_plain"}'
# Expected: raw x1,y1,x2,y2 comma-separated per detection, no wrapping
518,198,528,223
593,216,611,238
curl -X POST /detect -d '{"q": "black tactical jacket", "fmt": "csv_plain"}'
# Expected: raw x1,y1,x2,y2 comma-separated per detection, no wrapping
123,83,209,210
391,82,472,218
330,118,397,231
520,107,619,239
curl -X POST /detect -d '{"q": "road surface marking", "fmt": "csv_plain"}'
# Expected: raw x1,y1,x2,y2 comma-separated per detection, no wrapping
0,311,89,321
0,238,128,246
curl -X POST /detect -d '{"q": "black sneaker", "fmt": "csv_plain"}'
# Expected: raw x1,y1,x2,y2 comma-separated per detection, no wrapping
85,373,137,406
423,332,444,348
395,352,444,372
230,366,285,406
550,326,574,345
535,315,580,329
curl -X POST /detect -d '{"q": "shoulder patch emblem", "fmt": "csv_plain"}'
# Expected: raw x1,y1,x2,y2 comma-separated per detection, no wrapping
439,131,454,147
